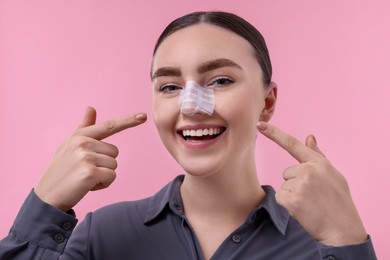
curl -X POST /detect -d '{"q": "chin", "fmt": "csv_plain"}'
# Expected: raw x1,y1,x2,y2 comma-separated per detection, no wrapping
179,158,223,179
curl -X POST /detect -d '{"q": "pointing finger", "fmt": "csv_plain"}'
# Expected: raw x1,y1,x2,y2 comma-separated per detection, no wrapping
77,113,147,140
257,121,319,163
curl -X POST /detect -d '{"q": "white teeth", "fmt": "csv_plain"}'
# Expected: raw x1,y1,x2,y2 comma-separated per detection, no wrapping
182,128,224,137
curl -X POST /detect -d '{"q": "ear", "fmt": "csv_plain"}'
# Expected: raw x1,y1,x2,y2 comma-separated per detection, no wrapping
259,82,278,122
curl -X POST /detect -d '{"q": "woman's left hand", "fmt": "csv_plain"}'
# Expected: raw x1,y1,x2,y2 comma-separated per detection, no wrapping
257,121,367,246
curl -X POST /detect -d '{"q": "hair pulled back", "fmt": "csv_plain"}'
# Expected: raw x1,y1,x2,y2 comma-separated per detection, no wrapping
153,11,272,86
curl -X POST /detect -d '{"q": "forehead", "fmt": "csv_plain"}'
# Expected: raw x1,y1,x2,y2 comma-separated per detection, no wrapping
152,24,257,72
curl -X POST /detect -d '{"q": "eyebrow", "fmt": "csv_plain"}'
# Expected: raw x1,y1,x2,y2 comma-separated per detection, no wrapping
197,58,242,74
151,67,181,80
151,58,242,80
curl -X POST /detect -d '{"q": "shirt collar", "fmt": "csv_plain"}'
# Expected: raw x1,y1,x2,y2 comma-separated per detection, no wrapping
256,185,290,235
143,175,290,235
144,175,184,224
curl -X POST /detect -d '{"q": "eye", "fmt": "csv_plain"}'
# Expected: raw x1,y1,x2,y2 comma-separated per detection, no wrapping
207,76,234,88
159,84,182,93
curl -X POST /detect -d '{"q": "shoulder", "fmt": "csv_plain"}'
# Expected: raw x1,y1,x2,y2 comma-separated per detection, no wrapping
82,175,184,228
88,197,150,227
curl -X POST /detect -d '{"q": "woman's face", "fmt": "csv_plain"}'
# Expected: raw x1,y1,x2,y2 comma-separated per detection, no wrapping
151,24,276,177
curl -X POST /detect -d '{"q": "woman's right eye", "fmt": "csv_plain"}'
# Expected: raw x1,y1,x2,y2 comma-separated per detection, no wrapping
159,84,182,93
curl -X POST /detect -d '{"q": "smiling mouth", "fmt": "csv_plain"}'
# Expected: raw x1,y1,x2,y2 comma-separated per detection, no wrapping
180,127,226,141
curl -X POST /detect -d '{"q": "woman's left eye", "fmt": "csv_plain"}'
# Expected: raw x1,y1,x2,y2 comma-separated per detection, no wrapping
208,77,234,88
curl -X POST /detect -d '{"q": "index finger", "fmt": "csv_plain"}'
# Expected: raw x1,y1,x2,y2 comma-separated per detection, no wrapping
77,113,147,140
257,121,319,163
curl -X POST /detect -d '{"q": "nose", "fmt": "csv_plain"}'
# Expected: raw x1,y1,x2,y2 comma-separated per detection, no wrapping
179,80,215,116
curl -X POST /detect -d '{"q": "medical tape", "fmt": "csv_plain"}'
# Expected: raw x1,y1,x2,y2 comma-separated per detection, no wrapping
179,80,215,116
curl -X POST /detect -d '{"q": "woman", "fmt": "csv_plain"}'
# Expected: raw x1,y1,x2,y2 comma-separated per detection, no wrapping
0,11,376,259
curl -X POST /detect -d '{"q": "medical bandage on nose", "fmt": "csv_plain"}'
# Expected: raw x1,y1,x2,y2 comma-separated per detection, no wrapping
179,80,215,116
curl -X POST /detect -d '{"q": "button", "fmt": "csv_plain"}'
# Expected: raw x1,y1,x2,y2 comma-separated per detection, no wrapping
173,203,181,210
251,213,258,221
62,221,72,231
54,233,65,243
323,256,336,260
232,234,241,243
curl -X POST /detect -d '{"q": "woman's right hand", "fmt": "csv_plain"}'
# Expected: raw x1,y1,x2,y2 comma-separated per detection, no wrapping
34,107,147,212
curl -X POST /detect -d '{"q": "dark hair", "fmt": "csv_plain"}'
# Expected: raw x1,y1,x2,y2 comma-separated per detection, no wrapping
152,11,272,86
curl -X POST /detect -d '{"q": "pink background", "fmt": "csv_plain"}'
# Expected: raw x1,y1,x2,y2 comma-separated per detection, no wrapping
1,0,388,258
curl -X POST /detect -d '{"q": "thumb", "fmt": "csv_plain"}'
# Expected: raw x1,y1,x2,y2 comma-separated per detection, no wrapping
78,106,97,129
305,134,325,157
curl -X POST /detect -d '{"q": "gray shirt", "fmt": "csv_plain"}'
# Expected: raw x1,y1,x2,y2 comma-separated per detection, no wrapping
0,175,376,259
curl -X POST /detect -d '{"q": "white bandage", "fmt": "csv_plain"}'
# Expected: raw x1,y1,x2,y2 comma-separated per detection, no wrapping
179,80,215,116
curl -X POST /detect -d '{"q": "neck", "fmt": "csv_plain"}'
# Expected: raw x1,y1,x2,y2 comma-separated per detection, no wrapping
180,157,265,221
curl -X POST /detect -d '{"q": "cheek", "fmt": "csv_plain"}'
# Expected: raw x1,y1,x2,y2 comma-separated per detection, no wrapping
152,96,179,133
216,88,263,121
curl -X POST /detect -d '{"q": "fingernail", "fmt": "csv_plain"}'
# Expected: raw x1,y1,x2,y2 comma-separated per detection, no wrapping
257,121,268,131
136,113,147,122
